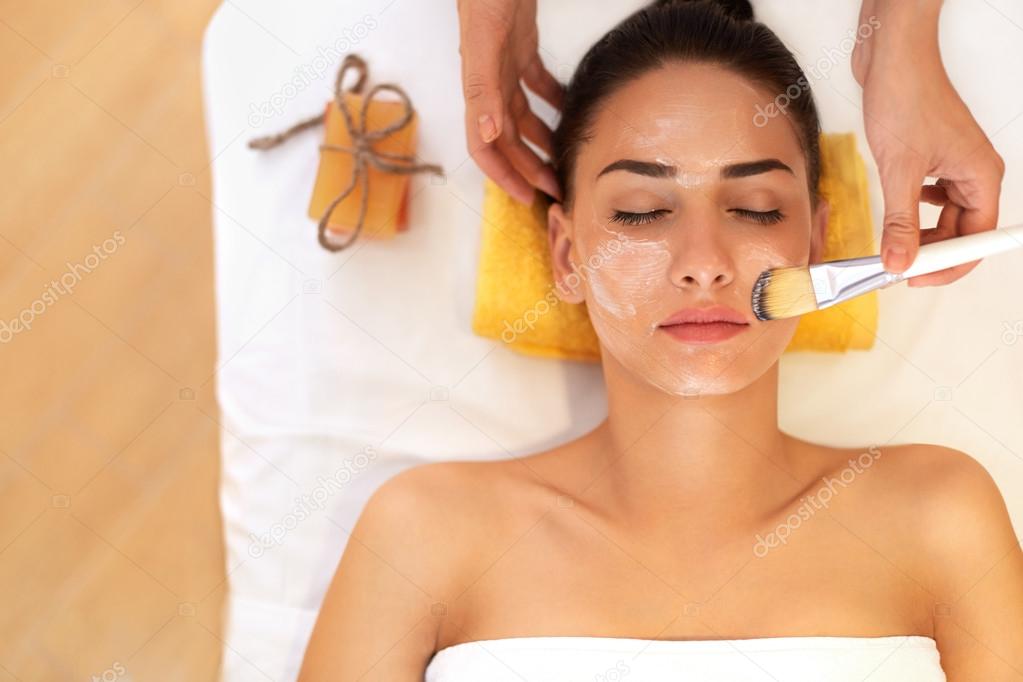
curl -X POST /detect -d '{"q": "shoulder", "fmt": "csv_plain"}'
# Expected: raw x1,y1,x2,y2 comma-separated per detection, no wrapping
355,459,492,550
855,443,1018,594
354,457,546,577
299,459,524,678
871,443,1008,523
881,447,1023,668
818,441,1006,512
332,460,496,603
847,443,1011,531
899,444,1014,547
362,457,534,522
298,460,506,679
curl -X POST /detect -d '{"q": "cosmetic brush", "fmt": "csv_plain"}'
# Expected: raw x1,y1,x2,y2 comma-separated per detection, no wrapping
751,223,1023,321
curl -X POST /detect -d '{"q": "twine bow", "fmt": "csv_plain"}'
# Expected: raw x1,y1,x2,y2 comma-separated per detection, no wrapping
249,54,444,252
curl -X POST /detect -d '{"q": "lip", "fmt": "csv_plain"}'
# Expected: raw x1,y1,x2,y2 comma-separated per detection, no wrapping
660,305,749,326
658,305,750,345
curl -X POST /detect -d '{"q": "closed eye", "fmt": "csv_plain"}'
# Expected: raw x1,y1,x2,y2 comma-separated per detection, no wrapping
731,208,784,225
610,208,783,226
609,209,670,226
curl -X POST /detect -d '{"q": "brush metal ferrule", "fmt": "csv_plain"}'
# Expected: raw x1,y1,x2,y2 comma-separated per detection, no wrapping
810,254,905,310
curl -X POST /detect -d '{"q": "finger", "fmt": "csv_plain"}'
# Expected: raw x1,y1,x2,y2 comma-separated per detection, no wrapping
466,110,536,204
459,7,509,144
908,191,979,286
907,199,968,286
498,114,561,202
509,87,555,158
941,159,1002,240
919,184,948,207
521,51,565,111
518,110,555,159
878,161,924,274
462,68,504,145
909,165,1000,287
918,194,961,247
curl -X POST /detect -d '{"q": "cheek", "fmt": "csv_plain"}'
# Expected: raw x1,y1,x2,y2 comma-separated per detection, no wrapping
736,227,812,291
583,235,672,320
741,236,804,357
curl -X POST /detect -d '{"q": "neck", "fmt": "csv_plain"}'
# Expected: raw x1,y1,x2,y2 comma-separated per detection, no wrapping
586,351,800,527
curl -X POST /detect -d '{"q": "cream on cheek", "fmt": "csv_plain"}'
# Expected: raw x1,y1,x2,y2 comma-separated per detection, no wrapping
575,220,800,396
574,225,715,394
573,73,809,393
585,226,673,320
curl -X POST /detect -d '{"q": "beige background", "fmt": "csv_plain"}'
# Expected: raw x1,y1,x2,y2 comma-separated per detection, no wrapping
1,1,225,680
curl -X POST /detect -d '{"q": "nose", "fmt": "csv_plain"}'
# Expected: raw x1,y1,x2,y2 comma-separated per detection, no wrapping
669,219,735,290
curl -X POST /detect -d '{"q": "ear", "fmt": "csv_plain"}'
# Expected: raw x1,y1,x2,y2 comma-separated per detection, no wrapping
547,201,586,304
808,197,830,265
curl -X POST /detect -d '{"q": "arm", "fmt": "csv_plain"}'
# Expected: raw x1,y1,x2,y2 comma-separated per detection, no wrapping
296,466,452,681
852,0,1004,285
915,448,1023,679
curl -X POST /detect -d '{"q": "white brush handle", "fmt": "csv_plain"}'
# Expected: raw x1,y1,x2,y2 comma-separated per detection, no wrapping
901,223,1023,278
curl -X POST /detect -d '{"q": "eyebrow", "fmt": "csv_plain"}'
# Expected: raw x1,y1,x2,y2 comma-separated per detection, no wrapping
595,158,794,180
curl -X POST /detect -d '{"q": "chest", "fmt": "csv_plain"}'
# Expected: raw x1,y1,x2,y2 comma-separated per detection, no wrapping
440,508,930,646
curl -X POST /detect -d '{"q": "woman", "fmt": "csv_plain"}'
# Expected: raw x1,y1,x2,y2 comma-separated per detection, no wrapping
298,1,1023,679
458,0,1005,285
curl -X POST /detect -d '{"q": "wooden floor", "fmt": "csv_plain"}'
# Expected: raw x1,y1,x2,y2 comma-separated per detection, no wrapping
0,1,226,680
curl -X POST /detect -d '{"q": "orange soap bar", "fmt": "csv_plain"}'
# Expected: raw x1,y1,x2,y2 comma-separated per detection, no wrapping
308,92,418,238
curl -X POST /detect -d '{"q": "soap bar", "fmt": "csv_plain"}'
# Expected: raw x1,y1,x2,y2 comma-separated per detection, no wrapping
307,91,417,238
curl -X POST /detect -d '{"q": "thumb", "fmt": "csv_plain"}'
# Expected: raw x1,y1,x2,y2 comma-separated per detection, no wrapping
879,166,923,273
463,68,503,144
458,0,514,145
460,24,506,145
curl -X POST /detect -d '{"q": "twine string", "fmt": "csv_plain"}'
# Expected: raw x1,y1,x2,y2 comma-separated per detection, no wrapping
248,53,444,252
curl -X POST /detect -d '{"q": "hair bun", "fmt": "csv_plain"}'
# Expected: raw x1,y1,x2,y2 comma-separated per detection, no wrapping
654,0,754,21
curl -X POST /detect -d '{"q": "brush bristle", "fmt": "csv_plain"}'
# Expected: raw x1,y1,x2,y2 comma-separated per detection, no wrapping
751,266,819,321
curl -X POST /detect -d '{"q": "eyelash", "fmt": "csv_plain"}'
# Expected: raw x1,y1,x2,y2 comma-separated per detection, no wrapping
608,208,785,226
609,209,669,226
733,208,785,225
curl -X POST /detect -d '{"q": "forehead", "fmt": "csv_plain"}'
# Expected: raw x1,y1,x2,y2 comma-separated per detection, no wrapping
579,62,807,181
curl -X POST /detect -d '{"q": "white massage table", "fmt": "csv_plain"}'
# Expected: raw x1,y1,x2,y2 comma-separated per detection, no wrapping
201,1,1023,679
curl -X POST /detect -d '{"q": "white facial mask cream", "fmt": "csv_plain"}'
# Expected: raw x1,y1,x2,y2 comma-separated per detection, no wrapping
585,229,673,320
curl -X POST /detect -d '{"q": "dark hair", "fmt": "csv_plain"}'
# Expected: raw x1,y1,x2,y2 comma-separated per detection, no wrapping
550,0,821,211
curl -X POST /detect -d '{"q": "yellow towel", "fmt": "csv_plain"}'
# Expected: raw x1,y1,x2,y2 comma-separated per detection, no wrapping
472,132,878,360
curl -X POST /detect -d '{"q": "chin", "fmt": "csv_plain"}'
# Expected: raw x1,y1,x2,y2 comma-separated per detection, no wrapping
596,316,797,397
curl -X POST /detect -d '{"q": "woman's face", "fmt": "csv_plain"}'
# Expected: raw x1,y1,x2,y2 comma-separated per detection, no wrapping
548,62,828,396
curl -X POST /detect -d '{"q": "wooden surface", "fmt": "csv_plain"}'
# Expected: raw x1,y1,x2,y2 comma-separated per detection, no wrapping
0,1,226,679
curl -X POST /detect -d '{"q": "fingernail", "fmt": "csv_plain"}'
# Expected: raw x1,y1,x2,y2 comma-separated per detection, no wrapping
885,245,909,271
477,114,497,143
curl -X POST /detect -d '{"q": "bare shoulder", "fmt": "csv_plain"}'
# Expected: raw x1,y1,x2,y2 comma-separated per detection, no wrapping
865,443,1010,525
844,443,1019,593
358,459,481,536
894,443,1015,545
354,456,554,581
814,441,1006,511
876,445,1023,673
298,458,532,680
365,456,549,525
356,459,508,571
